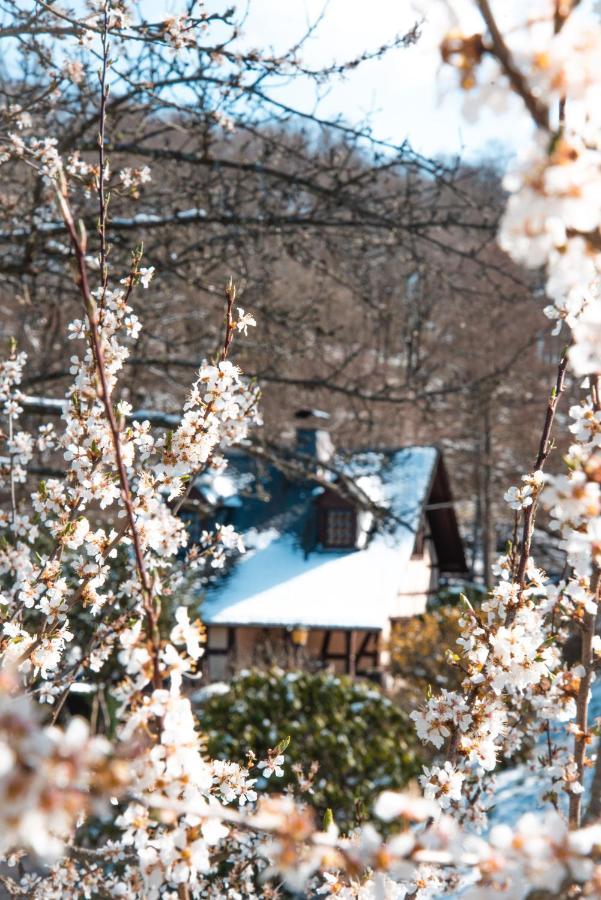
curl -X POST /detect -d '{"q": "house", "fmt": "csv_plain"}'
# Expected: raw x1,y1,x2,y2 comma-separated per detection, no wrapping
188,414,467,681
17,396,467,682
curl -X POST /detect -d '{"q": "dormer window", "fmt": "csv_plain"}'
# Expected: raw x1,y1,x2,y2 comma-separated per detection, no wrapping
324,508,357,548
314,489,359,550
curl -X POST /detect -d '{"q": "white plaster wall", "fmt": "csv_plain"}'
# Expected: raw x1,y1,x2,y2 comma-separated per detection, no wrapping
391,536,438,618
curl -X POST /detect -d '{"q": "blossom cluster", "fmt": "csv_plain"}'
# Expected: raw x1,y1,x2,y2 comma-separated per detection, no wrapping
0,123,263,894
404,1,601,847
437,3,601,351
4,0,601,897
0,670,125,860
311,789,601,899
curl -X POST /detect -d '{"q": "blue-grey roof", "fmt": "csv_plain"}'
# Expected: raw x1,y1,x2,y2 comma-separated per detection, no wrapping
200,446,439,630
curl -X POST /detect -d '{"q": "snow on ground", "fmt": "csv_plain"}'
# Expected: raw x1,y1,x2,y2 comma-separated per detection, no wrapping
491,674,601,826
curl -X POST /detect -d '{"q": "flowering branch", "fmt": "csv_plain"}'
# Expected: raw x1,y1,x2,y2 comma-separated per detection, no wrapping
476,0,550,129
54,165,161,687
514,349,569,603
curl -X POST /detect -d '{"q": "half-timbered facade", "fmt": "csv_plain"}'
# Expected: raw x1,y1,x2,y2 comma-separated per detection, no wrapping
192,420,467,681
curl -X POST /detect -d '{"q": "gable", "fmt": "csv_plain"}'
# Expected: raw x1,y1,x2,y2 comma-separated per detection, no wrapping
424,455,468,574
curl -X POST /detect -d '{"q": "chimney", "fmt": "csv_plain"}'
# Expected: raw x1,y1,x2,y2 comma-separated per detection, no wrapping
294,409,334,463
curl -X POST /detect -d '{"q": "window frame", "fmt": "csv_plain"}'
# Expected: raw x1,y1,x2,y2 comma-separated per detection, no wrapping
321,506,358,549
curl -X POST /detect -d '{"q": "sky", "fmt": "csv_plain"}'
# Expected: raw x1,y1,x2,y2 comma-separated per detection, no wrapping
58,0,546,163
227,0,524,163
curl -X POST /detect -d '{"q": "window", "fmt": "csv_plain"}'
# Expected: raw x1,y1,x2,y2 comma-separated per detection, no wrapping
324,509,357,548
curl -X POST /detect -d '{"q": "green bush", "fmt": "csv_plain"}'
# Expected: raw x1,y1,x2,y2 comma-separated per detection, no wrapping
196,667,422,831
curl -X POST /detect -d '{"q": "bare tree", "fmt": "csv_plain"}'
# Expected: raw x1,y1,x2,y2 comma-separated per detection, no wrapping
0,0,573,576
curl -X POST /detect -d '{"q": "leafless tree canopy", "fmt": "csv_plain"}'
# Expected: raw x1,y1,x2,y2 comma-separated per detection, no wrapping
0,0,572,578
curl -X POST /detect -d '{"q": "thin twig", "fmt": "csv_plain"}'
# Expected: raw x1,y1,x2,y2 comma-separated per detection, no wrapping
477,0,550,130
171,279,238,517
97,4,110,307
513,350,569,606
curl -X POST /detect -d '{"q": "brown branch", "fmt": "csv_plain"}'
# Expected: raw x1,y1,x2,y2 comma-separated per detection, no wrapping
21,332,541,407
571,374,601,827
477,0,550,130
97,8,110,306
445,345,570,766
513,349,569,601
0,209,496,241
54,184,162,688
585,715,601,823
569,605,596,827
220,277,236,362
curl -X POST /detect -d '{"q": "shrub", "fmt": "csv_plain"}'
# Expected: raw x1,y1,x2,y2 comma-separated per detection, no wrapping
389,606,465,713
196,667,422,831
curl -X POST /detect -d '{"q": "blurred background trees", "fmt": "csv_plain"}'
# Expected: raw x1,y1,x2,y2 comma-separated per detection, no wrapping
0,0,574,582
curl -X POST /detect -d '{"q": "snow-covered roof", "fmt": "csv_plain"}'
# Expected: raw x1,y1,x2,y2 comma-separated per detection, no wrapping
201,446,439,631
